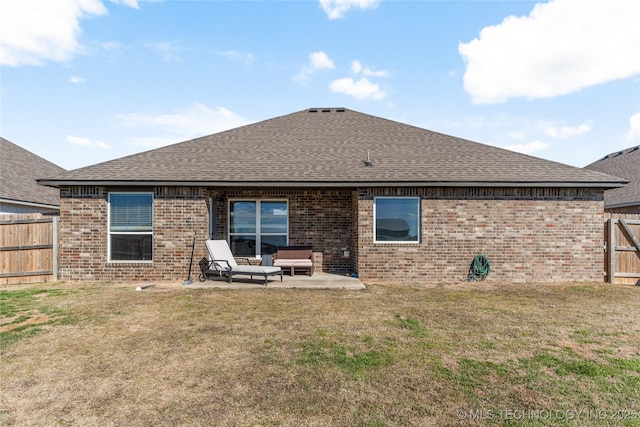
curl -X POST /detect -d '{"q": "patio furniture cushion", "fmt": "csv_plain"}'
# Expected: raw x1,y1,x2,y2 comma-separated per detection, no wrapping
204,240,282,285
273,246,313,276
274,259,312,267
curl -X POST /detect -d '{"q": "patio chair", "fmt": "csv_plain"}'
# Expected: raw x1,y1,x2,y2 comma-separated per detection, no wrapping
273,246,313,276
202,240,283,285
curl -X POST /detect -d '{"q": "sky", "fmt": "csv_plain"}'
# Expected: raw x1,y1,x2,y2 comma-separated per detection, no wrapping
1,0,639,171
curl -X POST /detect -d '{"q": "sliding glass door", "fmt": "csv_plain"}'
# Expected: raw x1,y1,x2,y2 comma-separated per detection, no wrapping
229,200,288,257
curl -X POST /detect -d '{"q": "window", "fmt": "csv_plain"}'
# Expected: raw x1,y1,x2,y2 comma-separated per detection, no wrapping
374,197,420,243
108,193,153,261
229,200,288,257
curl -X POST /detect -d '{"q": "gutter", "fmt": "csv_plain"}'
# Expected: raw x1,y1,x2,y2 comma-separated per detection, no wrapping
605,201,640,210
38,179,627,190
0,197,60,210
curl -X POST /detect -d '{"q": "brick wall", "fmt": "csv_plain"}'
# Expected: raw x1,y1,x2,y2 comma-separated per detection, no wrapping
59,186,209,282
356,187,606,283
59,185,607,283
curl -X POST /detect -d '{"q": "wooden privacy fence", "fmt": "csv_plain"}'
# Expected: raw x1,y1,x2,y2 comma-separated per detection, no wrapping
0,214,58,285
605,218,640,285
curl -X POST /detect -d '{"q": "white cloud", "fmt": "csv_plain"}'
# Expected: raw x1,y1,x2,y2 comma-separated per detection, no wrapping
319,0,380,19
331,60,388,99
220,49,256,66
329,77,386,100
67,135,111,149
111,0,139,9
459,0,640,104
294,51,335,81
626,112,640,142
351,60,363,74
69,76,86,84
0,0,106,66
364,68,388,78
310,51,335,70
351,60,388,77
503,140,550,155
118,103,250,148
544,123,591,139
0,0,138,67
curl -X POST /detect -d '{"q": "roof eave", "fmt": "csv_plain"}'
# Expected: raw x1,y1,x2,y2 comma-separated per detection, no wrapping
605,201,640,209
0,197,60,210
37,179,628,189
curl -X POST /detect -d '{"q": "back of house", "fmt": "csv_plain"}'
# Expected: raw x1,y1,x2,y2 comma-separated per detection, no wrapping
38,108,625,283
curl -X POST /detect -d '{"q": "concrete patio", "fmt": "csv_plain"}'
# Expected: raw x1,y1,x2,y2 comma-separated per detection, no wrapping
182,271,365,290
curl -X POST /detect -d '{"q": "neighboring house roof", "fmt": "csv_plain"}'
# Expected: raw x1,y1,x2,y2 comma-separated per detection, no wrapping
584,145,640,209
39,108,624,189
1,137,66,209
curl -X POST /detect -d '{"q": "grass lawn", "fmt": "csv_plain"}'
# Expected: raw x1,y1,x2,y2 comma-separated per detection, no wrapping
1,280,639,426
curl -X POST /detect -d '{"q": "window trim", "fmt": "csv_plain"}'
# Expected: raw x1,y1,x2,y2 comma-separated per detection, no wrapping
228,199,289,257
373,196,421,244
107,192,154,263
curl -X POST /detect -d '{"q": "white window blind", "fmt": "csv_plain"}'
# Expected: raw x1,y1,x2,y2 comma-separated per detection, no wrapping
109,193,153,232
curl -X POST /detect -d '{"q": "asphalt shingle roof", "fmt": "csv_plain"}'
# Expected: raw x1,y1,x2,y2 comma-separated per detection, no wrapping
585,145,640,208
1,137,66,207
39,108,624,189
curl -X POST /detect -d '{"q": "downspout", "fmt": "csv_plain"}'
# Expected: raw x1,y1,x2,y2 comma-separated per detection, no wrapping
209,197,217,240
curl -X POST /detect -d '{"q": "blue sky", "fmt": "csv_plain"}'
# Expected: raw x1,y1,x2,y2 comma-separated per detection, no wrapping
1,0,639,171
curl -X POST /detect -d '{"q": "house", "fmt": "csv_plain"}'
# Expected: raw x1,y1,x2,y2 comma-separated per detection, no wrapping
38,108,625,283
584,146,639,215
1,137,66,214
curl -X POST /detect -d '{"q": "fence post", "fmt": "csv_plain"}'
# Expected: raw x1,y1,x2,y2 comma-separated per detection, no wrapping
53,216,59,282
608,218,615,284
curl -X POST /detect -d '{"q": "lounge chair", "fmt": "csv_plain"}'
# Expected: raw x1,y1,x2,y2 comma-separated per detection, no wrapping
200,240,282,285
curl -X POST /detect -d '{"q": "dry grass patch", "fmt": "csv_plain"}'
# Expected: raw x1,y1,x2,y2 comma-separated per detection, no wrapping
1,281,639,426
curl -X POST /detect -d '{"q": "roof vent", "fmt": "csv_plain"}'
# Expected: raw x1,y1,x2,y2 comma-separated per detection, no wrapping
363,150,373,167
614,151,623,157
629,146,639,153
309,108,346,113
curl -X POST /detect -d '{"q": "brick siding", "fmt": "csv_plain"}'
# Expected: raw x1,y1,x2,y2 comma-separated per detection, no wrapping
59,185,606,283
357,187,606,283
58,186,209,282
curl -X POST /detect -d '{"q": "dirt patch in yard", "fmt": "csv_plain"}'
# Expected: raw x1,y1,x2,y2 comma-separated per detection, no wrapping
0,311,51,332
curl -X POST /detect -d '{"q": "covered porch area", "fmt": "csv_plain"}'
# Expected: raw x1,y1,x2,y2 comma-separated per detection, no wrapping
208,188,358,275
